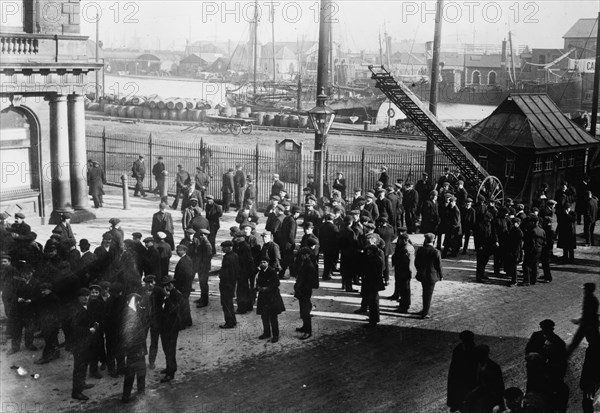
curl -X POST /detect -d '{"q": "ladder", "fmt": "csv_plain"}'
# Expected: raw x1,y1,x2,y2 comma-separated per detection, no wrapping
369,65,489,187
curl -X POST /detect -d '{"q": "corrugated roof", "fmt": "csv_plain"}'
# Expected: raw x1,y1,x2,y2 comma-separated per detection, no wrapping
563,18,598,39
458,94,599,152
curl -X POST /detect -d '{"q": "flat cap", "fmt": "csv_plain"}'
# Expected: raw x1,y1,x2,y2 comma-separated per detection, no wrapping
0,212,9,220
89,284,102,291
109,218,120,225
206,194,214,200
102,232,113,240
189,197,199,202
143,237,154,243
185,228,196,234
158,275,174,285
199,228,210,235
539,319,555,329
61,212,72,220
221,240,233,248
143,275,156,283
353,187,362,192
98,281,111,289
131,232,142,239
15,212,25,219
365,192,375,199
302,221,314,229
270,195,281,201
261,231,272,237
291,206,302,214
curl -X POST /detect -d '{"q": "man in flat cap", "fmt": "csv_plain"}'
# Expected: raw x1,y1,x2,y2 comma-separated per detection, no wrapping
403,183,419,234
131,154,147,198
193,228,213,308
53,212,75,244
152,202,175,250
205,195,223,255
8,263,38,355
182,197,202,232
233,163,246,211
194,165,210,209
219,241,238,329
71,287,98,401
332,172,347,200
108,218,125,255
156,275,185,383
442,195,462,258
260,231,281,273
151,156,165,196
221,167,235,213
173,245,194,328
277,205,301,279
300,222,319,268
271,174,284,197
34,282,61,365
8,213,34,258
306,174,316,196
87,160,106,208
243,174,256,208
171,164,191,211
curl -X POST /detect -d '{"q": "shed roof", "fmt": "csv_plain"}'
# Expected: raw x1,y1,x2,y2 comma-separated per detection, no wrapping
563,18,598,39
180,53,207,64
458,94,599,153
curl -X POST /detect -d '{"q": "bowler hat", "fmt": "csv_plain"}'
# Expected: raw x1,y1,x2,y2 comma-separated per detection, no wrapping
61,212,72,220
77,288,90,297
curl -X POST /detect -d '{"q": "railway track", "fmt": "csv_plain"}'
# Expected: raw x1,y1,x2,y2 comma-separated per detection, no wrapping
85,113,426,142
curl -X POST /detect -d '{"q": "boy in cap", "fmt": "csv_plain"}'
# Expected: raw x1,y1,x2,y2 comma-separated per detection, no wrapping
218,241,239,329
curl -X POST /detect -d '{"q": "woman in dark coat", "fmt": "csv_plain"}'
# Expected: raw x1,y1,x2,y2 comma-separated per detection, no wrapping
557,204,577,263
256,258,285,343
294,247,319,340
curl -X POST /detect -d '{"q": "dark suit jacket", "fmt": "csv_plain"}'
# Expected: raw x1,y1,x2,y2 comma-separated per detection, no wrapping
174,254,194,296
415,244,443,284
132,159,145,179
318,222,339,254
277,215,297,251
221,172,235,194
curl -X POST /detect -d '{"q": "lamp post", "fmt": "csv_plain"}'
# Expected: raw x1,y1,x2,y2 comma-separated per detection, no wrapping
308,89,336,198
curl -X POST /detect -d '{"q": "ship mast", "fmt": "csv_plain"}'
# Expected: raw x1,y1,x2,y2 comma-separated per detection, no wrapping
591,12,600,136
271,0,276,81
425,0,444,178
252,0,258,96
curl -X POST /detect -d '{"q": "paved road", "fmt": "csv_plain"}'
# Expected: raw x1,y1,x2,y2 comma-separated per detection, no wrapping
1,187,599,412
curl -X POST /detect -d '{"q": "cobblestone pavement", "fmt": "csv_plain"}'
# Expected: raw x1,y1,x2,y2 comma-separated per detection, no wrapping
1,187,599,412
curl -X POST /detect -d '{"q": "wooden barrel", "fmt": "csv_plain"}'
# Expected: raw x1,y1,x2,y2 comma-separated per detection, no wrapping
253,112,265,126
148,99,159,109
265,113,275,126
88,102,100,111
169,110,178,120
274,114,282,127
289,115,299,128
173,100,184,111
157,100,166,110
280,115,289,127
189,109,202,122
159,109,169,120
166,99,176,110
119,97,128,105
151,108,161,120
186,100,195,110
118,106,128,118
142,107,153,119
134,106,144,118
131,96,146,106
110,105,120,117
103,104,112,115
178,109,188,121
298,115,308,128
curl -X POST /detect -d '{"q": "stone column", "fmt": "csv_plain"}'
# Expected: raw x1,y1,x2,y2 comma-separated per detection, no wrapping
48,94,73,224
67,93,95,222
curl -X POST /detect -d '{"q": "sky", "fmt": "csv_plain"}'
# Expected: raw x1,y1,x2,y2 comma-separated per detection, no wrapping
77,0,600,53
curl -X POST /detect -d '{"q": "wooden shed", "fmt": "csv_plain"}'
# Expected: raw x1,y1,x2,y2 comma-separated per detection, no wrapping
457,94,600,204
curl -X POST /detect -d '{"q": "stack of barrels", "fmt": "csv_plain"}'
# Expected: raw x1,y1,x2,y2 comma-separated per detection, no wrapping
86,94,312,130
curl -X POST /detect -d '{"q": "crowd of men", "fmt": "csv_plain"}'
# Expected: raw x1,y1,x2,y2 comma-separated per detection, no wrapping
446,283,599,413
2,163,599,407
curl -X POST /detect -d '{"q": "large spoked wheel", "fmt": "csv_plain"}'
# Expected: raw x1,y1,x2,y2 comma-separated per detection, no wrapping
218,123,229,133
241,123,253,135
230,123,242,136
477,176,504,205
208,124,219,133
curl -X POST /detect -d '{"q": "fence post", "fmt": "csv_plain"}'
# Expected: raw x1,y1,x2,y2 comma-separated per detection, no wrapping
255,143,259,204
102,127,107,173
361,148,366,191
325,149,329,191
298,142,303,205
148,133,153,192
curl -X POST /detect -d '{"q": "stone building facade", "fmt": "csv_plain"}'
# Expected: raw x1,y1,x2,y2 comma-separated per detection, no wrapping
1,0,101,224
